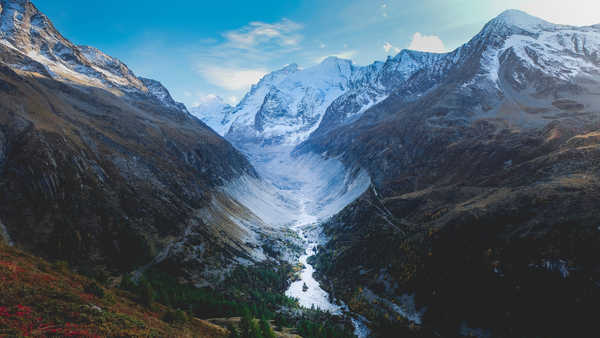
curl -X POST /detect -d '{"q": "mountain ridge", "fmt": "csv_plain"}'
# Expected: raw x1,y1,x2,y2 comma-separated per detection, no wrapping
0,0,293,288
296,8,600,337
0,0,188,113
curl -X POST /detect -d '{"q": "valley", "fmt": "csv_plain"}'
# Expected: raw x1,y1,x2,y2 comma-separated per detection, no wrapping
1,1,600,337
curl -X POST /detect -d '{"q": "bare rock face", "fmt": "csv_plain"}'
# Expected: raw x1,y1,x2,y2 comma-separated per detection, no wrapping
0,0,275,284
303,10,600,337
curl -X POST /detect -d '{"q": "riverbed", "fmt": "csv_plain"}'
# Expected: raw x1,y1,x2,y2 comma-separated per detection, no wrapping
285,224,343,314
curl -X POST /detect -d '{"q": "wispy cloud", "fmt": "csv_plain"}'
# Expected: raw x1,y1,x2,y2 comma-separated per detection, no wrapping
223,19,303,50
198,66,268,91
192,19,304,93
407,32,447,53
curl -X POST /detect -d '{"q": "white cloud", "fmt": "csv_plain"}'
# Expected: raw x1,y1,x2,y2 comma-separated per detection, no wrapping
199,66,268,91
319,42,326,49
517,0,600,26
383,41,401,54
223,19,303,50
407,32,447,53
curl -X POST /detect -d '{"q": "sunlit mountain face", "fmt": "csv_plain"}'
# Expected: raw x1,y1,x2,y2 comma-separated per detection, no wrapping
2,1,600,336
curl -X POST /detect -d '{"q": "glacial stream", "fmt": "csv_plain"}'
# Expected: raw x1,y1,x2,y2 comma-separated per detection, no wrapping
284,223,371,337
285,224,343,314
234,145,372,337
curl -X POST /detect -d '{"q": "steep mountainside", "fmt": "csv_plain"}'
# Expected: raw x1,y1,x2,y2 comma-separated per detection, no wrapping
299,10,600,337
0,0,285,286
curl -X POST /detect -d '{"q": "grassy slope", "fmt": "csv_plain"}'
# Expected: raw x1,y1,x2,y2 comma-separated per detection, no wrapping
0,242,227,337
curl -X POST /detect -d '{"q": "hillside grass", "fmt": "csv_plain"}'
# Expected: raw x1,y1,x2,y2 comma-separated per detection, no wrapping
0,242,227,337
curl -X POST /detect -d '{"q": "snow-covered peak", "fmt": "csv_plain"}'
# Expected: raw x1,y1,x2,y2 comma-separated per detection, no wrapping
224,56,361,146
320,56,353,68
0,0,187,113
493,9,552,31
308,56,354,79
190,96,233,135
218,47,451,147
255,63,300,88
459,8,600,90
479,9,557,39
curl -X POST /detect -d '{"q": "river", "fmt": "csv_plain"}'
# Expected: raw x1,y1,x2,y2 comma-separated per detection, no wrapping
285,224,343,314
236,146,372,337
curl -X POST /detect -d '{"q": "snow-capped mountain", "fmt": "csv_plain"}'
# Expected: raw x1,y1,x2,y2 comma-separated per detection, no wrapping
190,95,233,134
0,0,187,113
299,10,600,337
207,51,449,148
311,50,447,138
224,58,357,146
205,9,600,151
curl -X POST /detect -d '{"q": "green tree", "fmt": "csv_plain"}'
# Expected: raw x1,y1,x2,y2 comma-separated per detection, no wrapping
259,317,276,338
227,324,241,338
141,280,154,308
248,320,263,338
240,309,252,337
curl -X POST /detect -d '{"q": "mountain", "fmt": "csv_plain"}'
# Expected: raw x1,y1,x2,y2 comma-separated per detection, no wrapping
0,0,188,112
294,10,600,336
0,0,291,286
190,95,233,135
311,50,447,139
202,51,449,149
224,59,355,147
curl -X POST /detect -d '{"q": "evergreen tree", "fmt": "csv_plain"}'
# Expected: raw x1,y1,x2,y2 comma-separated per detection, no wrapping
140,280,154,308
227,324,241,338
248,320,263,338
259,317,276,338
240,309,253,337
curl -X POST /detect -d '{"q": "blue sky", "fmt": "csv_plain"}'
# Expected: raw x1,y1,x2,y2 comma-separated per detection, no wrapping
33,0,600,108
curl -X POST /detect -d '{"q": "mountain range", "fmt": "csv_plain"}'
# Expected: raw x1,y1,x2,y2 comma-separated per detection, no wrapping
2,1,600,336
198,8,600,337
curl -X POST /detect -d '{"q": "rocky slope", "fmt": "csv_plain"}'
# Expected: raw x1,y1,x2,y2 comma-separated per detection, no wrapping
0,0,287,286
300,10,600,337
